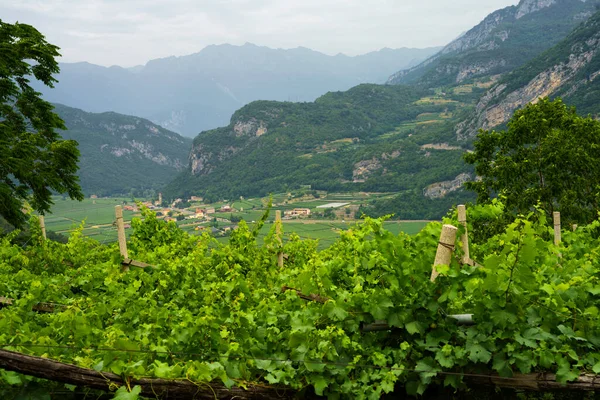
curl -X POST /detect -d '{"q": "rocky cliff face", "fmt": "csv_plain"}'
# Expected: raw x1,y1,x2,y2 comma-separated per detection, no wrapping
424,173,472,199
515,0,556,19
387,0,593,87
61,108,188,170
189,108,277,176
456,14,600,140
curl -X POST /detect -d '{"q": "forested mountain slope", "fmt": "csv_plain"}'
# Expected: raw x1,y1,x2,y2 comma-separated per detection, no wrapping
388,0,599,88
54,104,191,196
34,45,440,137
165,84,476,218
456,10,600,139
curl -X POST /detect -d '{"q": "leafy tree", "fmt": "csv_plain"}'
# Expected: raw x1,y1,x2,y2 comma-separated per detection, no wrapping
464,98,600,225
0,20,83,227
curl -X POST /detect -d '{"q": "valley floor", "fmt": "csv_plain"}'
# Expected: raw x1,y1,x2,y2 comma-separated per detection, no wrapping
43,193,432,249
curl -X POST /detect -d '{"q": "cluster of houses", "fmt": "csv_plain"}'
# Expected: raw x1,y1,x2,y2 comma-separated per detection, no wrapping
283,208,311,218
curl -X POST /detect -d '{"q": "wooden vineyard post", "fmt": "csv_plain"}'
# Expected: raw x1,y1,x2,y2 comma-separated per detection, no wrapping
457,205,470,264
431,224,458,282
115,205,129,270
553,212,561,246
39,216,46,240
276,210,284,268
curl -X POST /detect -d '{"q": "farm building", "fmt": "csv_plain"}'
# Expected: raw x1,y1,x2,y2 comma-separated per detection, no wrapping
284,208,311,217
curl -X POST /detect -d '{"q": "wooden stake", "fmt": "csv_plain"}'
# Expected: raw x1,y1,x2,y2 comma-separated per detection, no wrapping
39,216,46,240
115,206,129,268
572,224,578,232
431,224,458,282
457,205,470,264
553,212,561,246
276,210,283,268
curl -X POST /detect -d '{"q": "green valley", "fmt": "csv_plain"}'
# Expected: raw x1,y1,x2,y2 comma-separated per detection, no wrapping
166,84,477,219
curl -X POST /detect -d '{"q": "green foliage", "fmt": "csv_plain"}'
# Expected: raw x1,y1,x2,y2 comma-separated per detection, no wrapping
465,98,600,227
167,84,474,217
361,189,476,220
53,104,191,197
0,20,83,228
2,204,600,398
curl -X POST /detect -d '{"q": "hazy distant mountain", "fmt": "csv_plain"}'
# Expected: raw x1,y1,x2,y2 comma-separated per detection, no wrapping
35,44,441,137
54,104,191,196
388,0,600,87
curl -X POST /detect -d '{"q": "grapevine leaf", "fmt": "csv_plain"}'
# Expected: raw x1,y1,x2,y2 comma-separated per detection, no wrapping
1,370,22,385
467,344,492,363
312,376,328,396
593,362,600,374
492,354,512,377
324,301,348,321
153,360,172,378
556,359,579,383
435,351,454,368
443,374,461,388
112,385,141,400
405,321,424,336
539,350,554,369
305,361,326,372
588,287,600,296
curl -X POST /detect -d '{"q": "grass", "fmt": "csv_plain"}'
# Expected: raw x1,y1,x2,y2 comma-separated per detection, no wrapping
44,197,136,243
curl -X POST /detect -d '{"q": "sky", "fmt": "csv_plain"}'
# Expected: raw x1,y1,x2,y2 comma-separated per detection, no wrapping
1,0,520,67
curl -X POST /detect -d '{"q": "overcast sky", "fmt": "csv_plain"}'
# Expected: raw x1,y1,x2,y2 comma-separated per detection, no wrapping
2,0,519,67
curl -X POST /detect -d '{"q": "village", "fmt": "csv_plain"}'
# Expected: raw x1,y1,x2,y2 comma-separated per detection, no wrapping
111,191,366,237
48,191,425,248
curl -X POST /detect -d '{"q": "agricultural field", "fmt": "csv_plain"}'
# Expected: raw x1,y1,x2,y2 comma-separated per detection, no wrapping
42,193,431,248
42,197,136,243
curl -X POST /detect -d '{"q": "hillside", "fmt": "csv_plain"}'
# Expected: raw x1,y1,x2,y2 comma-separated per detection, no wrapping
165,4,600,219
166,84,477,219
457,9,600,139
54,104,191,196
34,44,440,137
388,0,600,88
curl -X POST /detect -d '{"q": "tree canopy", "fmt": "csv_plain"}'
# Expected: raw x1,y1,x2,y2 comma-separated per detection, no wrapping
0,20,83,228
464,97,600,226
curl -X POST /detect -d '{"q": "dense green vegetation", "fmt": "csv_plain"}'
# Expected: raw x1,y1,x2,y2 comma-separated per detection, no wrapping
54,104,191,197
167,84,473,217
0,20,83,228
389,0,600,88
2,204,600,398
361,190,477,221
465,98,600,227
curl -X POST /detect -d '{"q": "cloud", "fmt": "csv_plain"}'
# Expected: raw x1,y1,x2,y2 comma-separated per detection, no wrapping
1,0,519,66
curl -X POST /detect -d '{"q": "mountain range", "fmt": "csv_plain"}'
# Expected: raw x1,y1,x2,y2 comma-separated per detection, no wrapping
165,0,600,219
388,0,600,88
40,0,600,218
35,44,440,137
